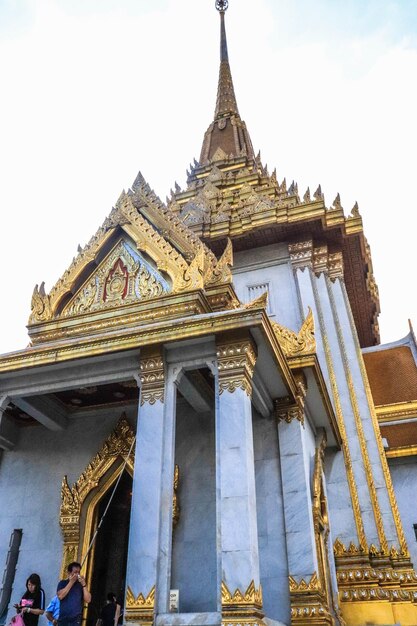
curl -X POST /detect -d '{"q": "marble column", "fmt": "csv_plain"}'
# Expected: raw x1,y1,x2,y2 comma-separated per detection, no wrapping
125,347,168,626
276,401,318,579
215,333,263,620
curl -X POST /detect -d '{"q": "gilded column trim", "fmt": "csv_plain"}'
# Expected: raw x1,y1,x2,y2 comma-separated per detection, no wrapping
139,347,165,405
325,274,388,553
274,397,305,427
307,268,367,551
125,585,155,624
221,580,265,626
289,572,334,626
216,333,257,397
289,240,313,271
339,281,409,557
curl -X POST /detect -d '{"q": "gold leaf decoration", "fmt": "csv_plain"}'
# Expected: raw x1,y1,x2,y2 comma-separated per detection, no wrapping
272,307,315,358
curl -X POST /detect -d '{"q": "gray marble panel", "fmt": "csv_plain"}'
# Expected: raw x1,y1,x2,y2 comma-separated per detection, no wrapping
171,399,216,613
156,612,221,626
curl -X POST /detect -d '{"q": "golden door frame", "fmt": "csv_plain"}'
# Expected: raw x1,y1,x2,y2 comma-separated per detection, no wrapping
59,415,135,581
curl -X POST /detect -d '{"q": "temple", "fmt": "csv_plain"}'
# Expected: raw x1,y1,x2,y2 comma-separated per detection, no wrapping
1,3,417,626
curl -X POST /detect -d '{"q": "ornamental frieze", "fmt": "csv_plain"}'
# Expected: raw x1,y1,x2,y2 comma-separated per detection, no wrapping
62,240,169,317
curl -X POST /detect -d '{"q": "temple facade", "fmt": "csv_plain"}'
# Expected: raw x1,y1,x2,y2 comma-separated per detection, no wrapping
1,3,417,626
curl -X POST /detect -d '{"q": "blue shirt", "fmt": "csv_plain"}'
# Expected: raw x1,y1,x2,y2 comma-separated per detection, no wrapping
56,580,83,621
45,596,60,626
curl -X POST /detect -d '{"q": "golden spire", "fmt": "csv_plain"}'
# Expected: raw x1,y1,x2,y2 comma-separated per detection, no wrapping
199,1,254,164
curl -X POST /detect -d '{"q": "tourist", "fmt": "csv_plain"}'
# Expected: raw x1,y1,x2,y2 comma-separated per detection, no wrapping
57,562,91,626
44,595,60,626
96,593,116,626
13,574,45,626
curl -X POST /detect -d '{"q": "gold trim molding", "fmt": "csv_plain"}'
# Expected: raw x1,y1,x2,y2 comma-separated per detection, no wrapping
271,308,316,359
139,348,165,405
289,572,334,626
274,398,305,427
221,580,263,612
217,333,257,396
125,585,155,623
288,241,344,280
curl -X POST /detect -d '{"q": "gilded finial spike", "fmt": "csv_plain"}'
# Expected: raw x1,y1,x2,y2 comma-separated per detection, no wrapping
350,201,360,217
313,184,322,200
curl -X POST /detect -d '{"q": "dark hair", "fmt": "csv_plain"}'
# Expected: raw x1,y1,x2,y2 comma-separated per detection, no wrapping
67,562,81,572
26,574,41,592
107,593,116,602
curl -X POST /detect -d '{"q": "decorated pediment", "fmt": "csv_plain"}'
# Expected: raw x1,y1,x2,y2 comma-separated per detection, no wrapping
62,240,170,317
28,173,236,331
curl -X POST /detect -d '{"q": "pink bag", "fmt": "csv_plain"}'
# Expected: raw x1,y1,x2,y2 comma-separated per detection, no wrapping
7,614,26,626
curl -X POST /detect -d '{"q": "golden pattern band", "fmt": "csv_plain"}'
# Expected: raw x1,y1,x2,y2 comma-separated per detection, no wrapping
139,348,165,405
216,333,257,397
125,585,155,623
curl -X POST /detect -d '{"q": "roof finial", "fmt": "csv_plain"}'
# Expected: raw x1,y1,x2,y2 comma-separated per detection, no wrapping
215,0,229,12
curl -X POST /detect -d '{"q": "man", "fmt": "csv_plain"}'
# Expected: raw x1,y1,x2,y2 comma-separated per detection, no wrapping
96,593,116,626
44,595,59,626
57,562,91,626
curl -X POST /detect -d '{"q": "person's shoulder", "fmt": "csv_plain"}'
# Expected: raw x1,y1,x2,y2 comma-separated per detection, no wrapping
57,580,67,590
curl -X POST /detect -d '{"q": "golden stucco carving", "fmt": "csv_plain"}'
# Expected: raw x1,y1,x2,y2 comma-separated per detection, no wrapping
288,241,314,270
274,398,305,427
243,292,268,310
289,572,334,626
125,585,155,623
33,187,235,324
271,308,316,359
172,464,180,528
59,415,135,578
205,238,233,287
62,240,168,317
289,573,321,593
216,335,257,397
29,282,52,324
139,349,165,405
221,580,263,611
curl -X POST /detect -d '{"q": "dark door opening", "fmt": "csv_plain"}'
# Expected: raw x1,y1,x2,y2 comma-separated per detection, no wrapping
87,471,132,626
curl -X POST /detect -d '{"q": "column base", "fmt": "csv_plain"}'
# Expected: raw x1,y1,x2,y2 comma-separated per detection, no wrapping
340,600,417,626
156,613,221,626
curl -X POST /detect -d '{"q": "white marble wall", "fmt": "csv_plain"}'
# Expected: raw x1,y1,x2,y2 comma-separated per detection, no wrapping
233,244,301,331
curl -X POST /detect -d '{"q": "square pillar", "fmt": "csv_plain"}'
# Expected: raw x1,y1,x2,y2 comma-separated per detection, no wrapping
125,347,168,626
215,333,263,625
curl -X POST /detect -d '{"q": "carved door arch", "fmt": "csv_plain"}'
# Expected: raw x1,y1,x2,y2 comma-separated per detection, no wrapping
59,415,135,580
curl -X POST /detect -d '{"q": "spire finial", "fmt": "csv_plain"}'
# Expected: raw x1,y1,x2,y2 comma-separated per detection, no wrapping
215,0,229,12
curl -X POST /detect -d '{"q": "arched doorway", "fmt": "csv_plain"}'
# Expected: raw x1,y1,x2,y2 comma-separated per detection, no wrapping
86,470,133,626
59,416,135,616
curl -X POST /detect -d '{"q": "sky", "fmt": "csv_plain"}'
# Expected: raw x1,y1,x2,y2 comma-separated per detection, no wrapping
0,0,416,354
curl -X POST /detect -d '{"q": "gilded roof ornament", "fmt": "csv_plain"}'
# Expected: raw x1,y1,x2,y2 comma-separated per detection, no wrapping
272,308,316,358
29,282,52,324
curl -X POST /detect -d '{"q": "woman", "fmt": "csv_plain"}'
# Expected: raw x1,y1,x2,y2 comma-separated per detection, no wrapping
14,574,45,626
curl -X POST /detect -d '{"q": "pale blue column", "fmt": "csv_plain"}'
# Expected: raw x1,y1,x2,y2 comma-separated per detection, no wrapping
126,395,165,602
278,414,318,579
216,384,261,596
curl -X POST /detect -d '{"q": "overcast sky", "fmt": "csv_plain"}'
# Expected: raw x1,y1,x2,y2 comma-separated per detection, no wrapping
1,0,416,354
